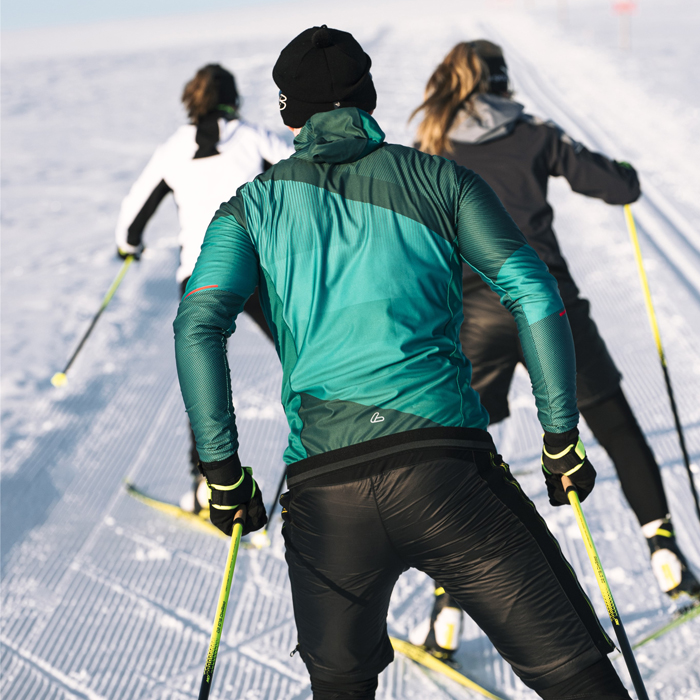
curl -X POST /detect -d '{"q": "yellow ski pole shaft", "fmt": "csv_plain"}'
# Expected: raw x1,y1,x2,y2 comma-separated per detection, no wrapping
198,506,246,700
624,204,700,521
561,475,649,700
51,255,134,387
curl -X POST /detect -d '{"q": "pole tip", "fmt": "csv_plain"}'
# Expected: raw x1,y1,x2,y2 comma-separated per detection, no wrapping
51,372,68,387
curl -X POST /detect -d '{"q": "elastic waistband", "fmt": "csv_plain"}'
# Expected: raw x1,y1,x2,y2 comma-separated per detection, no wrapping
286,427,495,489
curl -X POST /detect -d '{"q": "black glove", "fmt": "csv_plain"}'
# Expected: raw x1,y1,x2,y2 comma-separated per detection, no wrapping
280,491,291,524
117,243,144,260
200,453,268,536
541,429,596,507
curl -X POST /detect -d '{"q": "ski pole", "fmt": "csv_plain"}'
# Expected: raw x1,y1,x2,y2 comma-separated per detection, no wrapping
561,475,650,700
249,468,287,549
267,468,287,524
199,506,246,700
624,204,700,522
51,255,134,387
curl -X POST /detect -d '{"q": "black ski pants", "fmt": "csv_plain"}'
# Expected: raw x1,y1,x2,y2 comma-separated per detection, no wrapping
282,429,628,698
461,285,668,525
310,659,630,700
179,280,273,472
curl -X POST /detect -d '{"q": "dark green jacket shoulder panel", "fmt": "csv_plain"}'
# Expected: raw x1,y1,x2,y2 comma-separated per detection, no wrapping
212,188,247,228
254,142,460,245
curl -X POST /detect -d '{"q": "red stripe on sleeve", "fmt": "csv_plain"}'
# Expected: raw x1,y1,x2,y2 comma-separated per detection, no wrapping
184,284,219,298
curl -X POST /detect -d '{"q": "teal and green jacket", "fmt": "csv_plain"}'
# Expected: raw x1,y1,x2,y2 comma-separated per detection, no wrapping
174,108,578,466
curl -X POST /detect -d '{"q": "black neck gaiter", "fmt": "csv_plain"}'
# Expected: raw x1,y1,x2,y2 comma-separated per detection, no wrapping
194,111,222,159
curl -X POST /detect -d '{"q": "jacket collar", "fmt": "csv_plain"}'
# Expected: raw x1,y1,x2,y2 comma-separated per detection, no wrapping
449,94,525,145
293,108,385,164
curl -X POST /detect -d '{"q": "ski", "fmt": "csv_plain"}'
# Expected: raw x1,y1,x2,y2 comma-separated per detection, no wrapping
124,481,273,547
632,601,700,649
390,637,507,700
124,481,227,539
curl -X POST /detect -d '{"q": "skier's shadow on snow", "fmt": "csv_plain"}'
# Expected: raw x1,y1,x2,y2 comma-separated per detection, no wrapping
1,264,179,570
1,469,61,568
0,372,125,568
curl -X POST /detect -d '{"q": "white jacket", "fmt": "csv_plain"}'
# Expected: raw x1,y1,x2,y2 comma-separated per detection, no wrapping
115,119,293,282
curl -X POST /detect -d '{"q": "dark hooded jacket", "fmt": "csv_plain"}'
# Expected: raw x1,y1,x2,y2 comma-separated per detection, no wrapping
445,94,640,302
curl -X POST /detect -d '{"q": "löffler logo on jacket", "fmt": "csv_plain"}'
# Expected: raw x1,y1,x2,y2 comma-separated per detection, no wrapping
370,412,385,423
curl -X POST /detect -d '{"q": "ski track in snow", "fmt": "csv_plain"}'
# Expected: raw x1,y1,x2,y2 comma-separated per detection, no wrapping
2,1,700,698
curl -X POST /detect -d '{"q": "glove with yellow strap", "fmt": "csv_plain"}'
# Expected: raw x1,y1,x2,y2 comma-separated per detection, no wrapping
541,428,597,507
116,242,144,260
200,452,268,536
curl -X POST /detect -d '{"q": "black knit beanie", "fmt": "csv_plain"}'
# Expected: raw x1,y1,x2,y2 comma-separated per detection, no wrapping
272,25,377,128
468,39,509,95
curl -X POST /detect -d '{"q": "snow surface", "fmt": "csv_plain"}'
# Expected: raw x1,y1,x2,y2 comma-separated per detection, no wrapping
2,1,700,698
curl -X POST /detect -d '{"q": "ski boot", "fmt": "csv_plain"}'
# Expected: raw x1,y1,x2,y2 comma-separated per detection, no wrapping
179,474,210,514
644,518,700,599
409,587,463,661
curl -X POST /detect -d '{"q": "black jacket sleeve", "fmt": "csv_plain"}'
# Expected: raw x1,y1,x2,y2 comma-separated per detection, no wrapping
547,125,640,205
126,179,172,246
115,140,173,252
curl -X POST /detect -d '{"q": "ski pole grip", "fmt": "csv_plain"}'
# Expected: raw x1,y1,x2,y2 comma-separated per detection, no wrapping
561,474,576,494
233,506,246,527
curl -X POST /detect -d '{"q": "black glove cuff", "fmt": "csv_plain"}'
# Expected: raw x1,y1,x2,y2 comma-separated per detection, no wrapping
200,452,243,486
543,427,579,449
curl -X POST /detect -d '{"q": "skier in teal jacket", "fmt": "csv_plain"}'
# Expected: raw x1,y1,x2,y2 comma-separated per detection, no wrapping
174,25,631,700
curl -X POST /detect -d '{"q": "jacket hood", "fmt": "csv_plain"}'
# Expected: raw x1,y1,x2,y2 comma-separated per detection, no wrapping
449,94,524,145
293,107,385,164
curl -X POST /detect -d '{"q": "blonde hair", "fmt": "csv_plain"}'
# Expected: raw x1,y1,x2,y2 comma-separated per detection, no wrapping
411,43,489,156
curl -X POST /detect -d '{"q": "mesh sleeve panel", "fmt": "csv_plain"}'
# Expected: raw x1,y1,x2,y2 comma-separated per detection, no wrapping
515,307,578,432
174,289,247,463
455,167,578,433
176,191,262,461
455,168,528,279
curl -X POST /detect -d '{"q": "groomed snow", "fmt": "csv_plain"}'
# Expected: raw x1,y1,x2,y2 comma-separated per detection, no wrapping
2,1,700,698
